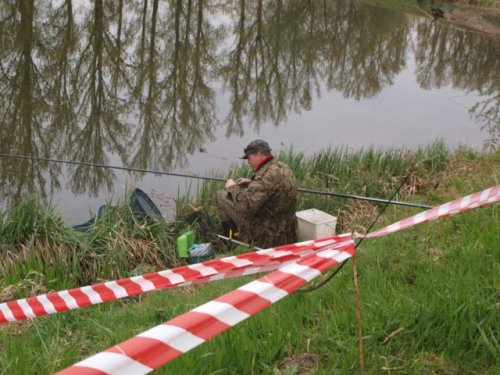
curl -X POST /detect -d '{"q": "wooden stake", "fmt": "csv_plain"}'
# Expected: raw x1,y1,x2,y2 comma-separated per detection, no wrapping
352,254,365,374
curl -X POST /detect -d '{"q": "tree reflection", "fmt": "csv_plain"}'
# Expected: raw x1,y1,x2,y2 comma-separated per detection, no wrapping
130,0,220,173
415,18,500,150
45,0,77,156
0,0,60,205
221,0,409,135
324,2,408,99
222,0,296,136
470,94,500,150
68,0,131,195
0,0,498,209
128,0,218,172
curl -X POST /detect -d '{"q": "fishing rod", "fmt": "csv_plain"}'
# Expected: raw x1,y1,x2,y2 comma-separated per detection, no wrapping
0,153,432,209
216,234,263,251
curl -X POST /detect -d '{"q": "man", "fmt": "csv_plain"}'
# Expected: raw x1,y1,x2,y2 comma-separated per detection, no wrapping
213,139,297,249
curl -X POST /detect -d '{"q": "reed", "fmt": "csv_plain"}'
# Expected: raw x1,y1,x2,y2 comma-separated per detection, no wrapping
195,140,453,231
0,193,180,287
0,196,74,250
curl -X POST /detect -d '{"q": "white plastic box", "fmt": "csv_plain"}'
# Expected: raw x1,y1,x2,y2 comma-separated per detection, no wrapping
296,209,337,240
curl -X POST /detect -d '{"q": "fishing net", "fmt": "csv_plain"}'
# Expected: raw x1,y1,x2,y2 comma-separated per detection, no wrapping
72,189,164,232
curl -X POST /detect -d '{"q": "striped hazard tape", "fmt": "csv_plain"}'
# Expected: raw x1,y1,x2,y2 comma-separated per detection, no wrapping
0,233,353,324
366,185,499,238
54,185,499,374
1,186,498,373
56,240,356,374
1,186,498,324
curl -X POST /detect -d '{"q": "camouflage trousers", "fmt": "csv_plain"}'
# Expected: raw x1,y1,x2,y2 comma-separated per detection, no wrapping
213,189,297,249
213,189,246,229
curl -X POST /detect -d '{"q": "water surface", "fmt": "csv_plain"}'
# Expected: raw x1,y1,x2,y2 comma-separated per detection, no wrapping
0,0,498,223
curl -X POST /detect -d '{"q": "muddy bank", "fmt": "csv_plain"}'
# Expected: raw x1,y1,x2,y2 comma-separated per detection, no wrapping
423,3,500,38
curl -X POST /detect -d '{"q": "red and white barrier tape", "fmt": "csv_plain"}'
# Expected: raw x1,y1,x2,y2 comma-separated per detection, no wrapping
0,233,353,324
2,186,498,324
55,185,499,374
2,187,498,373
56,240,356,375
366,185,499,238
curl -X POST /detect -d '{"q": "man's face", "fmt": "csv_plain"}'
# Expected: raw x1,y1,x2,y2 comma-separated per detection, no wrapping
246,152,262,171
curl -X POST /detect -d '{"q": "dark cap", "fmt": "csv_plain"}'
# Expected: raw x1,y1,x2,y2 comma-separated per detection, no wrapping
241,139,272,159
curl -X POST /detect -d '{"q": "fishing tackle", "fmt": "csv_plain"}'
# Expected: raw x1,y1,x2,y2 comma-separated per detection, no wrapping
0,153,432,209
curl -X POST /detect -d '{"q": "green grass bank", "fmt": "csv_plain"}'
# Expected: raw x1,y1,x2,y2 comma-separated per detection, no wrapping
0,142,499,374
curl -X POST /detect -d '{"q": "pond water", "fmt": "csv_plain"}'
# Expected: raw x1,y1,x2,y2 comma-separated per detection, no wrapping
0,0,499,224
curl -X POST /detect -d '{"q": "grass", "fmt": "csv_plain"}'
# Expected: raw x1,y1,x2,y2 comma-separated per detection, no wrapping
0,192,183,292
0,142,499,374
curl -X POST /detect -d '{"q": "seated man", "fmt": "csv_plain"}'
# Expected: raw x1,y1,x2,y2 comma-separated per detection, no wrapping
213,139,297,249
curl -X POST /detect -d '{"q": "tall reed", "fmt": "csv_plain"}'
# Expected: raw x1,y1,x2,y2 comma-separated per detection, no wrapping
0,193,180,289
195,140,454,232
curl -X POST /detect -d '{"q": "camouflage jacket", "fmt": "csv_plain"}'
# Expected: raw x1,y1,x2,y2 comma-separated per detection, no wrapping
227,157,297,248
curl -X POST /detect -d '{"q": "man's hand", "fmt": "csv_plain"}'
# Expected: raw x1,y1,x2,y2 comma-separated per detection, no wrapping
225,178,251,189
225,179,236,189
235,178,251,186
